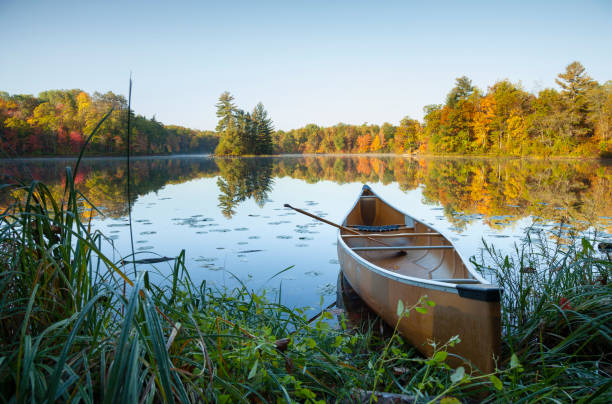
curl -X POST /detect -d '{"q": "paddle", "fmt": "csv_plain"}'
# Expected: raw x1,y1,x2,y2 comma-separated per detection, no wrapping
283,203,406,254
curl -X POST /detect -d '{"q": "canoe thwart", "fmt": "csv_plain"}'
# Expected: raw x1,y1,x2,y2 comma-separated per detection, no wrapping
456,284,502,302
352,245,454,251
348,224,401,232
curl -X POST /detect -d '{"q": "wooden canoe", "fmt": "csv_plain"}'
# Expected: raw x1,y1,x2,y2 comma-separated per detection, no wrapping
337,185,501,373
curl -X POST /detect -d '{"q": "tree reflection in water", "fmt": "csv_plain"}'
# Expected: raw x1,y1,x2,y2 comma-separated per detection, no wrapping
216,158,273,218
1,156,610,234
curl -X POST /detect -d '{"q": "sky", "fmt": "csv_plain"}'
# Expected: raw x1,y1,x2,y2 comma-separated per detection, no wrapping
1,0,611,131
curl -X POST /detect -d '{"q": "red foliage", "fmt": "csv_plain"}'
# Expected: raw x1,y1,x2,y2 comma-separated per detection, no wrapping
559,297,572,310
73,171,86,185
69,131,84,153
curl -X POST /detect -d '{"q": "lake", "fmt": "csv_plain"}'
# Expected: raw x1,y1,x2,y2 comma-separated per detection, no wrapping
2,155,611,311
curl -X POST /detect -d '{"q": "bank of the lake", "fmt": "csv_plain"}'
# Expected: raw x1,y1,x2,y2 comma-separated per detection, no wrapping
1,160,611,402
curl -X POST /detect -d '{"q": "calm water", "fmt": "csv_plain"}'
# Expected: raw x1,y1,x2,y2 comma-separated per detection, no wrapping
2,155,611,310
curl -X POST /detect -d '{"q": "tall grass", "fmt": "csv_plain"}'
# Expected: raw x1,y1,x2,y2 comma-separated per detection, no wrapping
472,228,612,402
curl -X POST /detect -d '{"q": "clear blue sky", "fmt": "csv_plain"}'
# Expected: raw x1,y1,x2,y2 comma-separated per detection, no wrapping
1,0,611,131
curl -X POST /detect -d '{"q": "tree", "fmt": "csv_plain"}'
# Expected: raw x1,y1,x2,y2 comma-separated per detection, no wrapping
214,92,244,155
555,62,596,139
252,102,274,154
214,92,276,155
215,91,237,133
555,62,595,102
446,76,475,108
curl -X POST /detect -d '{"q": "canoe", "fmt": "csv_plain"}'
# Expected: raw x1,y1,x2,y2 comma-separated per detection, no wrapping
337,185,501,373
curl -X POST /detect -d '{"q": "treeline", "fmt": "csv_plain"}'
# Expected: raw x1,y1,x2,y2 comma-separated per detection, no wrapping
0,89,218,156
275,62,612,156
3,62,610,157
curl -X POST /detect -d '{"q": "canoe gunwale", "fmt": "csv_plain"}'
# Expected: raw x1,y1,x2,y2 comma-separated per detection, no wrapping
338,184,492,295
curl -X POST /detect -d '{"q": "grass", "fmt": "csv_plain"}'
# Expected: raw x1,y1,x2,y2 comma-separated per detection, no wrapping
1,166,610,402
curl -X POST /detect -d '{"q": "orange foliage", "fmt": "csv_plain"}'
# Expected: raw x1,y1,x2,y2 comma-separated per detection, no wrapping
357,134,371,153
356,157,371,175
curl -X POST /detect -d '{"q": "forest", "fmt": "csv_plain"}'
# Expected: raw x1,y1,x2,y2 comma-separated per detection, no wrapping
0,89,218,156
2,62,611,157
274,62,612,156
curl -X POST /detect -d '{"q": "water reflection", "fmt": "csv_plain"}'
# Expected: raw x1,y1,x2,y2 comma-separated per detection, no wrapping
1,155,611,232
216,158,273,218
3,155,610,310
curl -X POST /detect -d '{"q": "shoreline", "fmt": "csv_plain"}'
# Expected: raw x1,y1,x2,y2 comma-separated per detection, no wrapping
2,152,609,162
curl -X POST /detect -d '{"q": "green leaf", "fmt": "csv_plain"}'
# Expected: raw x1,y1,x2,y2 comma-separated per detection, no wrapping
426,300,436,307
267,265,295,281
448,335,461,347
415,307,428,314
510,353,520,368
248,359,258,379
433,351,448,362
396,299,404,316
490,375,503,390
335,335,343,347
450,366,465,383
441,398,461,404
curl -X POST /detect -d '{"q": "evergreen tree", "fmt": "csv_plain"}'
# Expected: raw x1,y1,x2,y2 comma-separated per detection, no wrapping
555,62,596,138
446,76,475,108
555,62,595,102
252,102,273,154
214,92,244,155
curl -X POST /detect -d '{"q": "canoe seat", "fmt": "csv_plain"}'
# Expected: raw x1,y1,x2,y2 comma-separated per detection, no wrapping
343,232,442,238
348,224,401,232
352,245,454,251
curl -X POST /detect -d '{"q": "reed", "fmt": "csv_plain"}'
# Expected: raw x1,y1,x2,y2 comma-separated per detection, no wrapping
472,228,612,402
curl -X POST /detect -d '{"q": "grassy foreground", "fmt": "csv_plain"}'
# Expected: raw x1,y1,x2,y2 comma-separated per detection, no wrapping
0,170,610,403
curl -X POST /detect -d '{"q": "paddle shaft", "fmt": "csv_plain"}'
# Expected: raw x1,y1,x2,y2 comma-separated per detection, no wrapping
283,204,393,248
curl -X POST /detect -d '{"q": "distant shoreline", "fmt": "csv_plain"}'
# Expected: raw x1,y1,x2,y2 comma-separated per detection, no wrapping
2,152,609,162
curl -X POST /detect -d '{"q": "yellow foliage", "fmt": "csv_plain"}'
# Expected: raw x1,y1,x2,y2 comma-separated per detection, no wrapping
472,95,496,150
370,134,382,152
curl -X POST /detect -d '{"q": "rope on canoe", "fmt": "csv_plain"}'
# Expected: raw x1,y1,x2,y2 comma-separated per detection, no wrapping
348,224,401,232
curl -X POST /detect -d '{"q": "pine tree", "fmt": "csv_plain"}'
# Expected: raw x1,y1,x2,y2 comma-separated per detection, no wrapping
251,102,274,154
214,92,243,155
555,62,596,138
555,61,595,102
446,76,475,108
